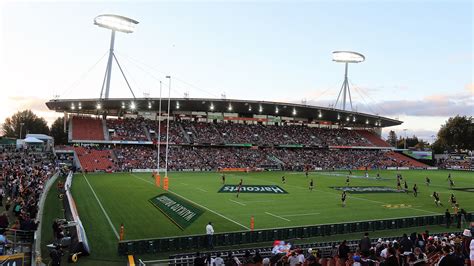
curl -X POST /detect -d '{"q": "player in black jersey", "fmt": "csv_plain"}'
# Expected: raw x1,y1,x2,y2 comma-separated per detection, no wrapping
432,191,442,206
341,191,347,207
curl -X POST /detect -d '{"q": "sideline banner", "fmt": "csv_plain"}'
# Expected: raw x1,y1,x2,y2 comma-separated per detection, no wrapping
149,193,204,230
218,185,288,194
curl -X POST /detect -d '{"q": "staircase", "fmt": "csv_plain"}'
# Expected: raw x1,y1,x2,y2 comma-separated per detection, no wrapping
143,125,152,141
178,123,191,143
102,119,110,140
356,130,391,147
74,147,115,172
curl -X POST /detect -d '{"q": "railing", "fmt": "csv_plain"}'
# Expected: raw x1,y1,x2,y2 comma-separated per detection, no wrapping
118,212,472,256
137,231,462,265
1,228,35,265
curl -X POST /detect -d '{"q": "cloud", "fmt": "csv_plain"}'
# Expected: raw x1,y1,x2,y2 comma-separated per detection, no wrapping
3,96,60,125
466,83,474,93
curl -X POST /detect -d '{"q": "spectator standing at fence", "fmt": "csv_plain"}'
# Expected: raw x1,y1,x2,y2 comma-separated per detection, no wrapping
360,232,371,256
338,240,350,265
194,251,205,265
445,209,451,228
400,233,413,253
206,222,214,249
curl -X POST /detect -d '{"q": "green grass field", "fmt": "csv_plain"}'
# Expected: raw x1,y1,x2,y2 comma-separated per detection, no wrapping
52,170,473,264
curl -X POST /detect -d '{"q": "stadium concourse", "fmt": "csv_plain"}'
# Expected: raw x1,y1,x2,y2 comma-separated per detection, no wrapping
68,116,427,172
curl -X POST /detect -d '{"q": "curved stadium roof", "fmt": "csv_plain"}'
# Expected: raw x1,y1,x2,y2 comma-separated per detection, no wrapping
46,97,402,128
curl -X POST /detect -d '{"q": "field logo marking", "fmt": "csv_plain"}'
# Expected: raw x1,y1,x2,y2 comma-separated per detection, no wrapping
149,193,204,230
265,212,291,222
382,204,413,209
82,174,119,240
130,174,250,230
219,185,288,194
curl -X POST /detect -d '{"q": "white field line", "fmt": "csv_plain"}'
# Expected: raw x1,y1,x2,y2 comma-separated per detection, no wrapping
236,174,439,215
281,212,320,217
265,212,291,222
180,183,189,186
82,173,119,240
130,174,250,230
229,199,246,206
197,188,208,192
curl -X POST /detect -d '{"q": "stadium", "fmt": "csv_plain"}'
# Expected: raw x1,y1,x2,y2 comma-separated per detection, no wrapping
0,3,473,266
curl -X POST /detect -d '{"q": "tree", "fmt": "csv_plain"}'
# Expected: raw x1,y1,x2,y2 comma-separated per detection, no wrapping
436,115,473,152
50,117,68,145
387,130,397,147
2,110,49,138
397,135,419,149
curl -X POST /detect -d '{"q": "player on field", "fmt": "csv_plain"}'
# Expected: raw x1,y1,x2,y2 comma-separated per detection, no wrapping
221,174,226,184
305,170,309,178
345,176,350,186
413,184,418,197
376,173,381,180
432,191,442,206
449,179,455,188
341,191,347,207
309,179,314,191
365,171,369,178
447,173,451,181
397,178,401,191
349,170,352,175
236,179,243,198
404,181,409,193
449,193,457,207
425,176,431,186
281,175,286,184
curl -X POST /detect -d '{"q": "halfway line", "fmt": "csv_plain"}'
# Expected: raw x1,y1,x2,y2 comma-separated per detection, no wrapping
82,173,119,240
265,212,291,222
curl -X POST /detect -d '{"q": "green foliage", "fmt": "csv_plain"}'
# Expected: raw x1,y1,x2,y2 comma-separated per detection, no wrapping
50,117,68,145
2,110,49,138
387,130,397,147
397,135,419,149
436,115,473,152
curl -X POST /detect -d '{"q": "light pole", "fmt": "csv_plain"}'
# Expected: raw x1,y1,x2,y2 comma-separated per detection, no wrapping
19,122,25,139
164,76,171,179
94,14,139,99
332,51,365,111
403,129,408,149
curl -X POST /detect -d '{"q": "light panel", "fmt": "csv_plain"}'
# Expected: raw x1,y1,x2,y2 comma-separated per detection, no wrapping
94,14,139,33
332,51,365,63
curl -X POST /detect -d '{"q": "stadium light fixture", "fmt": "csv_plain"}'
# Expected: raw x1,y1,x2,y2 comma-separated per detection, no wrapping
130,102,136,110
346,116,350,122
318,111,322,118
353,116,356,122
71,104,75,110
176,102,180,109
228,104,233,111
337,114,341,120
148,102,152,109
292,109,297,116
259,105,263,113
95,14,139,100
94,14,139,33
210,103,214,111
275,107,279,114
97,103,102,110
332,51,365,112
366,120,369,125
248,105,252,111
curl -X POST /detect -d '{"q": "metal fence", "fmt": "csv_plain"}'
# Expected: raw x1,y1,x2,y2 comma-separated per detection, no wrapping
1,228,35,265
118,212,472,256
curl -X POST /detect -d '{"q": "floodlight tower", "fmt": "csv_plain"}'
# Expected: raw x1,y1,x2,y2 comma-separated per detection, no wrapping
332,51,365,111
94,14,139,100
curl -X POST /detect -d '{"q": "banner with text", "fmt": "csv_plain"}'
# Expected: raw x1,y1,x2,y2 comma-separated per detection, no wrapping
218,185,288,194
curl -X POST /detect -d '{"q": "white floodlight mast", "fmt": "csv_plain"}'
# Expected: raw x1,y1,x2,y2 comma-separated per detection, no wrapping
333,51,365,111
95,14,139,100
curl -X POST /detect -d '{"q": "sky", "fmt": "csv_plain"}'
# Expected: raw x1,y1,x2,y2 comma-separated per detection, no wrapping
0,0,472,141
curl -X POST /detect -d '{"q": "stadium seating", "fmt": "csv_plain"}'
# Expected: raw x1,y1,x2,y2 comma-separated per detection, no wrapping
386,151,428,168
71,116,105,140
74,146,114,172
107,118,148,141
355,130,392,147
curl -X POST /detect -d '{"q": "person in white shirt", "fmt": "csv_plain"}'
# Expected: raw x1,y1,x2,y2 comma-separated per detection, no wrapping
206,222,214,248
213,252,224,266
